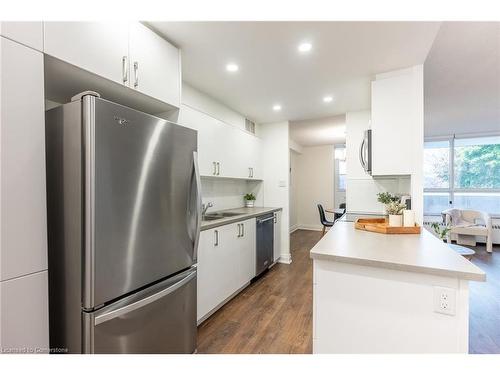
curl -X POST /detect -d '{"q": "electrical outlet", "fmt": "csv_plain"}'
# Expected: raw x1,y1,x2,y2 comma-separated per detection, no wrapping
434,286,456,316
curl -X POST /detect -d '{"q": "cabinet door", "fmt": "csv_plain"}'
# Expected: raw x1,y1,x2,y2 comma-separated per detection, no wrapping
237,218,256,283
0,271,49,352
129,23,180,107
273,211,282,262
44,22,129,86
371,74,414,175
249,135,262,179
0,22,43,51
178,106,221,176
0,38,47,281
197,229,220,320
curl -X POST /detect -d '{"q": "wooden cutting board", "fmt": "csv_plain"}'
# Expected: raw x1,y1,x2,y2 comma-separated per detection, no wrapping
354,218,421,234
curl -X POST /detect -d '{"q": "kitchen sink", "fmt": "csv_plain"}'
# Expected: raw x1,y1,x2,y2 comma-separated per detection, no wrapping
202,212,242,221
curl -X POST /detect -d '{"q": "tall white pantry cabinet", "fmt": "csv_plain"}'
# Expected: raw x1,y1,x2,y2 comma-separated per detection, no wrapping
0,24,49,353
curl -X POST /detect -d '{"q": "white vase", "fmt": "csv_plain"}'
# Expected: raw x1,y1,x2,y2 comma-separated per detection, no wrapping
245,200,255,208
388,214,403,227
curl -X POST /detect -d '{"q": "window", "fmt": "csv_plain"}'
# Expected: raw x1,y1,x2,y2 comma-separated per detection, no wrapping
334,146,346,192
423,135,500,215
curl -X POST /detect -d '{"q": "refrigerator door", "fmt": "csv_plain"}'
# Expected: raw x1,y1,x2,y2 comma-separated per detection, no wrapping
83,96,200,308
83,267,197,354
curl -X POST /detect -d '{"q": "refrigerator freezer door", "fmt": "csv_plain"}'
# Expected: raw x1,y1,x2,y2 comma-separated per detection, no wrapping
85,97,198,307
84,267,197,354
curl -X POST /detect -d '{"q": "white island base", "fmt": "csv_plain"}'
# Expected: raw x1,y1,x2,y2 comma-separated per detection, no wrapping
313,259,470,353
311,221,485,354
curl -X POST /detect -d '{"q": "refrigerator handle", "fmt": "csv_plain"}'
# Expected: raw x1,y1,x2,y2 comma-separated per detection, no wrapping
94,269,196,326
192,151,202,262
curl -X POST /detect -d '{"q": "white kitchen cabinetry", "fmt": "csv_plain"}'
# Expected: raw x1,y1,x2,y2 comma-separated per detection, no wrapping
43,22,181,108
0,22,43,51
178,105,262,179
371,71,416,176
197,218,256,322
0,271,49,352
44,22,130,86
129,23,180,107
0,37,47,281
273,211,282,262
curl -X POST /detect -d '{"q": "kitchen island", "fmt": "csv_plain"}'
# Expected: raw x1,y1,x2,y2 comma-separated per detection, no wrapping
310,219,485,353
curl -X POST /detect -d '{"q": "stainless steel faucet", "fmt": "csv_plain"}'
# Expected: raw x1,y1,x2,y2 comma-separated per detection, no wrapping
202,202,213,216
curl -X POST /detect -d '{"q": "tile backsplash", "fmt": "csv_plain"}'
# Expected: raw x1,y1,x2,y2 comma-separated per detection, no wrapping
201,177,263,212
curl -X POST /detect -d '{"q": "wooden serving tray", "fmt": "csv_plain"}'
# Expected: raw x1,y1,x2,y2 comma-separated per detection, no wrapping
354,218,421,234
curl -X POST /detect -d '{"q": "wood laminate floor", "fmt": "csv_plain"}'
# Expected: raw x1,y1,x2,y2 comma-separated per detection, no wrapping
197,229,500,354
197,229,320,354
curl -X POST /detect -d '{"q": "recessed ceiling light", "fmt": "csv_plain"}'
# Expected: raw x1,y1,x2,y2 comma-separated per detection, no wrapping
298,42,312,53
272,104,282,112
226,63,239,72
323,96,333,103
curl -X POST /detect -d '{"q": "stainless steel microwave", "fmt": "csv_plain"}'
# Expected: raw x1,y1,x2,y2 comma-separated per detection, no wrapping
359,129,372,174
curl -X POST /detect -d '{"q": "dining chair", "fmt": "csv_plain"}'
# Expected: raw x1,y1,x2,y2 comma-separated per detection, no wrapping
318,204,334,236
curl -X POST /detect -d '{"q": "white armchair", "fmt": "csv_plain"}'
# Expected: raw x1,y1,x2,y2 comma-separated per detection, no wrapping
442,209,493,253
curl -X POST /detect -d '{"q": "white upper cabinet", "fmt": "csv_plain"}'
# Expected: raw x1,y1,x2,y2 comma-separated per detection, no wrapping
44,22,130,86
43,22,181,108
129,23,181,107
0,22,43,51
371,67,422,176
178,106,263,179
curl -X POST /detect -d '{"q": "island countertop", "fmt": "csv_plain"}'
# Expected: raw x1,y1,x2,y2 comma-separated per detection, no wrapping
310,221,486,282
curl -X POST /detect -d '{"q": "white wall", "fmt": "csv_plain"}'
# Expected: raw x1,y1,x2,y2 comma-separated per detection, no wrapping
260,121,291,263
181,82,259,135
295,145,335,231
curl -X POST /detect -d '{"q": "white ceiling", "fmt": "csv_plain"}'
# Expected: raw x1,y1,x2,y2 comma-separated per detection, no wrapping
289,115,346,146
424,22,500,137
150,22,441,124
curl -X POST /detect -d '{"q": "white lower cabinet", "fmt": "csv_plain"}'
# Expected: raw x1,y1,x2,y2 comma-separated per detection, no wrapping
273,211,282,262
0,271,49,352
197,218,256,322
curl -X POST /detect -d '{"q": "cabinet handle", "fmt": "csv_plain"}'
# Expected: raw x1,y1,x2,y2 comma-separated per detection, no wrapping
249,168,252,178
216,162,220,176
241,223,245,237
122,56,128,84
213,162,217,175
133,61,139,88
251,168,254,178
237,224,241,238
214,230,219,246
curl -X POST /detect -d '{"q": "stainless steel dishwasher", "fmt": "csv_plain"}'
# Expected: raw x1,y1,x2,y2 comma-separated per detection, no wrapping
256,213,274,277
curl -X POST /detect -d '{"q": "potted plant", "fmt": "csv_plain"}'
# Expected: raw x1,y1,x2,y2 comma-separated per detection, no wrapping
385,201,406,227
431,222,451,242
244,193,256,208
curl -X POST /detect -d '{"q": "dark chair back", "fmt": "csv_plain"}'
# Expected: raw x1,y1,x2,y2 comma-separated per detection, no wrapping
317,204,332,226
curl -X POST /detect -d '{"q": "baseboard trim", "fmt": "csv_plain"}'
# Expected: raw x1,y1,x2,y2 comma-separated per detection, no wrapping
297,224,324,232
278,253,292,264
289,224,300,234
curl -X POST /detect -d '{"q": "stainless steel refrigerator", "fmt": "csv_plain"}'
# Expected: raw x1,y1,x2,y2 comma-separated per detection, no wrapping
45,92,201,354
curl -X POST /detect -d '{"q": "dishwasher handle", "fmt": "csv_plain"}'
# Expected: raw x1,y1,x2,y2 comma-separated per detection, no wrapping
257,216,274,224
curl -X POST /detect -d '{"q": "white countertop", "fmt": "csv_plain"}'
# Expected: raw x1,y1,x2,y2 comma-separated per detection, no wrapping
310,221,486,281
201,207,282,231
